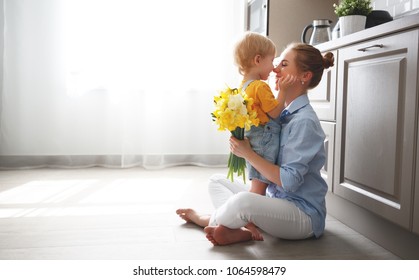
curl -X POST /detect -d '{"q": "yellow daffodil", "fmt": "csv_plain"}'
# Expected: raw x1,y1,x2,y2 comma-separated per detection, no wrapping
211,86,260,182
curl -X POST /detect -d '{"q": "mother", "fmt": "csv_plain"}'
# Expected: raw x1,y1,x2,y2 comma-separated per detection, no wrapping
177,42,334,245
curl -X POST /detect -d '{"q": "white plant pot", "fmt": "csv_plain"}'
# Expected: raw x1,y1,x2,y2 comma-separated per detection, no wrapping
339,15,367,37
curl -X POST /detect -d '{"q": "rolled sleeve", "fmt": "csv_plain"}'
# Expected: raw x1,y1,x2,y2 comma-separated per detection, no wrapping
280,165,305,192
279,119,324,192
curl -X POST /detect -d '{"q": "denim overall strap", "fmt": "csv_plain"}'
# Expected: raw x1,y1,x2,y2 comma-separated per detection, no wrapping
241,80,254,91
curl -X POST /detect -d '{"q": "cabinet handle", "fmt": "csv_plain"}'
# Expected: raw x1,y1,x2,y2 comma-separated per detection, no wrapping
357,44,384,52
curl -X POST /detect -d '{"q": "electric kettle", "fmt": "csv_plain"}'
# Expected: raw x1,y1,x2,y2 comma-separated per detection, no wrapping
301,19,332,45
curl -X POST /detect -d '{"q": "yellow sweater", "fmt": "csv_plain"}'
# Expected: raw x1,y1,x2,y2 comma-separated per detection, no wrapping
241,80,278,124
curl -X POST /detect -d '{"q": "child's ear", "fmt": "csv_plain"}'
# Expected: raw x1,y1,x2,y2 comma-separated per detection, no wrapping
253,55,261,65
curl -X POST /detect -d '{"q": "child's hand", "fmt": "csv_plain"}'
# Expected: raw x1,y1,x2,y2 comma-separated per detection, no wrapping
276,74,297,92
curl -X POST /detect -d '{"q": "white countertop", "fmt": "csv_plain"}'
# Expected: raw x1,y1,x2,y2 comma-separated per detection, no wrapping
317,13,419,51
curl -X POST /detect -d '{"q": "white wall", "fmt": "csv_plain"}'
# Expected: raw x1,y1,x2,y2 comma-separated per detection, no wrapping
268,0,338,51
372,0,419,18
267,0,419,51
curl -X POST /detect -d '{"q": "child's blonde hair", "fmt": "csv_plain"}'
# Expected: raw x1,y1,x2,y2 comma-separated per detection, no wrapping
234,32,276,76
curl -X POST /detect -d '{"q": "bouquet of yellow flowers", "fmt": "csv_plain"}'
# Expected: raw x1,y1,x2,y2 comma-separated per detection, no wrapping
212,86,260,182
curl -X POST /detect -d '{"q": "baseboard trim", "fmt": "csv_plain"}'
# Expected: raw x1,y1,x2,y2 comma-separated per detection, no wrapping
0,154,229,169
326,192,419,259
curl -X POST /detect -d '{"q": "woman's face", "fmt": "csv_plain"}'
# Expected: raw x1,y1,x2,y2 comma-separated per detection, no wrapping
273,49,301,80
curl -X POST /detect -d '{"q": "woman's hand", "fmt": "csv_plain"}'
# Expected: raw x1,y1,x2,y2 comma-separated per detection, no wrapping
276,74,297,92
229,136,254,159
275,74,297,109
231,135,282,186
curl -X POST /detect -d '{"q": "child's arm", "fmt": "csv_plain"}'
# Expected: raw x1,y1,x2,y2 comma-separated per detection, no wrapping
267,75,297,119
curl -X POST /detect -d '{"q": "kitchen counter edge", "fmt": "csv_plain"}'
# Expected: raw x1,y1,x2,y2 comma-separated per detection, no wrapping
316,13,419,51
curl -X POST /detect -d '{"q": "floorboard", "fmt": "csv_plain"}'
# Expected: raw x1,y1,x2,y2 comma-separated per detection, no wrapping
0,166,400,260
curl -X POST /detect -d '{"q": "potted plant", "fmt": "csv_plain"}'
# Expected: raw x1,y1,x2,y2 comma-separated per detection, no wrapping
333,0,372,36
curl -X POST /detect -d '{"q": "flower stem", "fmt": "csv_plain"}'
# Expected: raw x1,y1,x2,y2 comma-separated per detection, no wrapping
227,127,246,183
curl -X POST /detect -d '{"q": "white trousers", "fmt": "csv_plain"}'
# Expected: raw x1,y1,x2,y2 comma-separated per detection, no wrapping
208,174,314,240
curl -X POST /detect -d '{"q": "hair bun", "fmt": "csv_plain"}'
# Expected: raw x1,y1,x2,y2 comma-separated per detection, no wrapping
322,52,334,69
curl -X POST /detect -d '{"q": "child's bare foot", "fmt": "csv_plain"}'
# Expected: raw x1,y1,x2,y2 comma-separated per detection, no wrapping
204,225,255,246
176,208,210,228
245,222,264,241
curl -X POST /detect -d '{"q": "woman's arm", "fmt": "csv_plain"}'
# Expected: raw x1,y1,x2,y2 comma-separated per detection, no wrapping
267,74,297,119
229,136,281,186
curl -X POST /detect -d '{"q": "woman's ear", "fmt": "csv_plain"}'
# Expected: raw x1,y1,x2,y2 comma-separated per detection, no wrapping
301,71,313,83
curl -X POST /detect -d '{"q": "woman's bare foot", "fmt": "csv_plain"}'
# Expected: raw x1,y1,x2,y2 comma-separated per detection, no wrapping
176,208,210,228
204,225,256,246
245,222,264,241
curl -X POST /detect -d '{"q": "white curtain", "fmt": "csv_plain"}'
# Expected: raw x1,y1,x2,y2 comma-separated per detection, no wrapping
0,0,246,168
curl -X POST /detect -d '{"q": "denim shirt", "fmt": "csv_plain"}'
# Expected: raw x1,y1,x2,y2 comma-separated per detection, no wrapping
266,94,328,238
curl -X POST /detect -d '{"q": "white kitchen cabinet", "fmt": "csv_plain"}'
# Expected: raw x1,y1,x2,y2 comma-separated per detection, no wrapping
333,30,419,230
308,50,337,193
309,14,419,258
308,51,338,122
414,127,419,235
320,121,335,192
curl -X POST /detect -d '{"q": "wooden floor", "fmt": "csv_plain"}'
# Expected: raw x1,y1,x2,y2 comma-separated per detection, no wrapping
0,166,400,260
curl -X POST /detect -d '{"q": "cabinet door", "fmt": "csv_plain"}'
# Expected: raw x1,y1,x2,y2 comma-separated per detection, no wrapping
334,30,419,230
320,121,335,192
308,50,337,122
415,126,419,235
